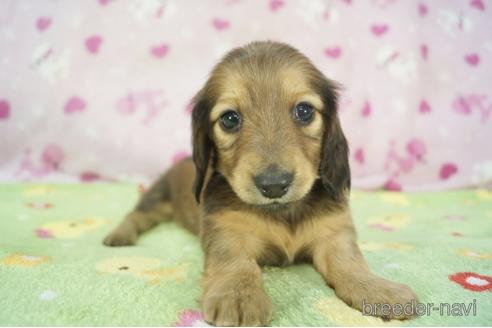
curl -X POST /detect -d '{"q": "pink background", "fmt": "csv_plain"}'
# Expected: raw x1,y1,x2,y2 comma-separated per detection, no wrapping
1,0,491,191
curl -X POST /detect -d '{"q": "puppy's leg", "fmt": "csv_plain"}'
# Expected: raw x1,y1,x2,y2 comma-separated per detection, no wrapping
103,175,173,246
201,213,272,326
202,257,272,327
312,212,418,320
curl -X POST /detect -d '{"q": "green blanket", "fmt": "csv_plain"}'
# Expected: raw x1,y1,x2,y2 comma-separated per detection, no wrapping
1,184,491,326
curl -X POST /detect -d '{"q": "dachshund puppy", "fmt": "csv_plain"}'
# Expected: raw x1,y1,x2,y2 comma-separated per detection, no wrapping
104,41,418,326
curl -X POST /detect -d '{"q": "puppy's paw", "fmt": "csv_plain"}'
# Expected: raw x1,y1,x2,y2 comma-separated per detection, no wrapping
203,285,272,326
336,276,418,320
103,226,137,247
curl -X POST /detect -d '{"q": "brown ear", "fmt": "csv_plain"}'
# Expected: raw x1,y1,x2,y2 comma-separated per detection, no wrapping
191,92,213,203
316,78,351,201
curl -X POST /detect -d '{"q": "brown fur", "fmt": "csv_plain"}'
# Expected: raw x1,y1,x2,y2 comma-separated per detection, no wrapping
104,41,418,326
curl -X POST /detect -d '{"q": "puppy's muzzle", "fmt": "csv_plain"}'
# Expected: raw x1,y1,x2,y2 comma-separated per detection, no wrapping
254,165,293,199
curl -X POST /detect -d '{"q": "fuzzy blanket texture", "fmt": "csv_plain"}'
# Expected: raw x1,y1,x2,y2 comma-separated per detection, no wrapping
0,183,491,326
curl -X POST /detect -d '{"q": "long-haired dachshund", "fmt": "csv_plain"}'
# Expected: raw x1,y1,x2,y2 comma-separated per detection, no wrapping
104,41,418,326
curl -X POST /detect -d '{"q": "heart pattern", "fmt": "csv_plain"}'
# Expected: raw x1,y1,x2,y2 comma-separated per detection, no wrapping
420,44,428,60
470,0,485,11
151,43,170,58
418,3,428,17
212,18,230,30
85,35,103,54
324,47,341,59
0,1,490,191
361,101,372,117
419,100,431,113
80,171,102,182
36,17,51,31
269,0,284,12
64,97,87,114
440,163,458,180
371,23,389,36
464,53,480,66
384,179,402,191
0,100,10,120
354,148,365,164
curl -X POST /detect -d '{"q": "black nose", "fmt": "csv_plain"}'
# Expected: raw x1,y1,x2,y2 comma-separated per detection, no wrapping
254,166,294,199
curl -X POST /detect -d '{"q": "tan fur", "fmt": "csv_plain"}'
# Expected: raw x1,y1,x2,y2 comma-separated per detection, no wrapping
204,206,352,265
104,41,418,326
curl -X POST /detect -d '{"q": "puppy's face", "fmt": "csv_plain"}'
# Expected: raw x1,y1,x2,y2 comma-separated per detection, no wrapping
192,42,350,206
209,67,324,205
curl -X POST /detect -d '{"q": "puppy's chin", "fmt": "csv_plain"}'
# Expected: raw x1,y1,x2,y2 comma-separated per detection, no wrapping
257,202,292,212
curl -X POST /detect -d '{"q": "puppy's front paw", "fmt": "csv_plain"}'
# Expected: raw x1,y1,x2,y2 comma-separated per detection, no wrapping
336,276,418,320
103,225,137,247
203,285,272,326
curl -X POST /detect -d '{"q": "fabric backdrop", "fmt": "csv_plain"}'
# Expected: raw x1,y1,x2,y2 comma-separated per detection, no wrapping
1,0,491,191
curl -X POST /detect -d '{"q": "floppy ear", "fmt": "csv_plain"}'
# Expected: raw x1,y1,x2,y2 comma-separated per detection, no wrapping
191,92,213,203
317,79,351,201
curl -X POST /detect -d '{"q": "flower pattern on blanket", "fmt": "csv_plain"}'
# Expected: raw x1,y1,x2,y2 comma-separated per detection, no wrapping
1,184,491,325
359,241,414,252
379,193,410,206
22,185,58,196
96,257,189,284
456,249,492,260
35,217,106,239
367,214,410,231
449,272,492,292
1,254,51,267
475,189,492,201
174,309,210,327
26,202,54,209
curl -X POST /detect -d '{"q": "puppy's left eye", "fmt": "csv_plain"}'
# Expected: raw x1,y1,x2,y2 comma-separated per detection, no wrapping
219,110,242,132
293,102,315,124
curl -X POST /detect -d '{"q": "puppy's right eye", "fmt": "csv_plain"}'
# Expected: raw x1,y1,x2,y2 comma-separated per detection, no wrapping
293,102,315,124
219,110,242,132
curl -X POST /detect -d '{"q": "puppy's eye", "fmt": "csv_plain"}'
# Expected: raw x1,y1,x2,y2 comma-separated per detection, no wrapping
293,102,315,124
219,110,242,132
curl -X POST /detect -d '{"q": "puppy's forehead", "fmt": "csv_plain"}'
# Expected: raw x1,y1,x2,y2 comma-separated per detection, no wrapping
209,63,323,122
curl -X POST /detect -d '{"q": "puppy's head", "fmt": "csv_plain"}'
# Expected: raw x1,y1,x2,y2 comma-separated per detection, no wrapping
192,41,350,206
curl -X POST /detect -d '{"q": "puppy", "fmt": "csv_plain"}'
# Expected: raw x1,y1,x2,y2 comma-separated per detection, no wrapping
104,41,418,326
